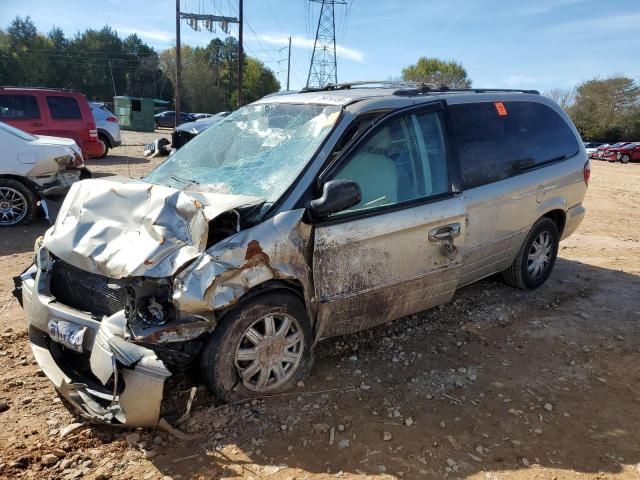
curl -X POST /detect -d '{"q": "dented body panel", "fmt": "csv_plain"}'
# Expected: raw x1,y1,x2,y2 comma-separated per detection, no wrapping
173,209,314,318
44,177,261,279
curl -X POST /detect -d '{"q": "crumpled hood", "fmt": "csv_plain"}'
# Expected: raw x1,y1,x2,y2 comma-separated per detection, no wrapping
43,177,262,279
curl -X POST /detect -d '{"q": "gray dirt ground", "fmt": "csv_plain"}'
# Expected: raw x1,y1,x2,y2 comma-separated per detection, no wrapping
0,130,639,480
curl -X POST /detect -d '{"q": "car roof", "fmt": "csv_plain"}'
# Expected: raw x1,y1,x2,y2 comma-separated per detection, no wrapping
253,82,541,108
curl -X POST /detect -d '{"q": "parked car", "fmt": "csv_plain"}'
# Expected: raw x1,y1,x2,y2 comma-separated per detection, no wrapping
154,111,196,128
192,113,213,120
596,142,630,160
14,84,588,427
171,111,230,149
584,142,604,157
601,142,634,161
0,86,105,159
614,142,640,163
0,121,88,226
90,102,122,158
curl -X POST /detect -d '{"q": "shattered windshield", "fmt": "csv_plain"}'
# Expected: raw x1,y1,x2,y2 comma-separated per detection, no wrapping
145,103,341,201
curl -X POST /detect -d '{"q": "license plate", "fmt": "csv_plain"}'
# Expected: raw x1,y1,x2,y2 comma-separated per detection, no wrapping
48,319,86,353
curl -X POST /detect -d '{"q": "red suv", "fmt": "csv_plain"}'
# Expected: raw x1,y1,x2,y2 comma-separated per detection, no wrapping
0,87,105,159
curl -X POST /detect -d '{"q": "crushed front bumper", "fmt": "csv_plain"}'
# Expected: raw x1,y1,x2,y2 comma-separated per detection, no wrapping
18,265,171,427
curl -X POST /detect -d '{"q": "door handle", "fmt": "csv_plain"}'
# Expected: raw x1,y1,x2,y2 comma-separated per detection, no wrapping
30,122,43,127
428,223,461,242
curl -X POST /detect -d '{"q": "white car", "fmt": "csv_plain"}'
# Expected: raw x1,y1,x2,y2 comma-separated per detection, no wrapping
90,102,122,158
0,121,88,226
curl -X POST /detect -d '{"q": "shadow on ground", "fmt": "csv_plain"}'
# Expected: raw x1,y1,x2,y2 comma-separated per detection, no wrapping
80,257,639,479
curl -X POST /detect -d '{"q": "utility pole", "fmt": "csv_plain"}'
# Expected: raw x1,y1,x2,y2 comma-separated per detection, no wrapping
307,0,345,89
174,2,240,118
237,0,243,107
286,36,291,91
175,0,182,128
108,59,116,97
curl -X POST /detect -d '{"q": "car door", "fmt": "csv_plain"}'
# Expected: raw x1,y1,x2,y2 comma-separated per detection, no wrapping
43,94,84,146
312,102,466,340
0,93,48,134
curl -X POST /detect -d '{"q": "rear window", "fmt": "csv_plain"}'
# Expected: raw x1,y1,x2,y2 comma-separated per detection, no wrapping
449,101,580,189
46,96,82,120
0,94,40,119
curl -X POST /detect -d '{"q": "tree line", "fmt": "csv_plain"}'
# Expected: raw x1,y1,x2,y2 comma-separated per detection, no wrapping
545,78,640,142
0,16,279,113
402,57,640,142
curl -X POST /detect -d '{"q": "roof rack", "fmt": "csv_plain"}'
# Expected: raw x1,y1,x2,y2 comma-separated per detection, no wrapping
0,86,80,93
300,80,420,92
299,81,539,96
393,84,540,96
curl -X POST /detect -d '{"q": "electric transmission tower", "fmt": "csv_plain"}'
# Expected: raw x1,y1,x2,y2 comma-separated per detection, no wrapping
306,0,346,89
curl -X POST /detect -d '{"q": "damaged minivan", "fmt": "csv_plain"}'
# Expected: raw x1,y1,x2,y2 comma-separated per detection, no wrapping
15,83,588,427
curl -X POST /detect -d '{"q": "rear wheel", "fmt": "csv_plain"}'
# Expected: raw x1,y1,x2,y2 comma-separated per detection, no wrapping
502,217,559,290
97,133,109,158
0,179,36,227
200,291,314,402
621,154,630,164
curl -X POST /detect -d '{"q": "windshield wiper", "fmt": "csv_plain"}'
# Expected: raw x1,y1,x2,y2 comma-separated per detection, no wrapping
170,174,199,188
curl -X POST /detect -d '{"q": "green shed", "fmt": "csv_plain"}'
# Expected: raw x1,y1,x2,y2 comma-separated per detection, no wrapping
114,96,169,132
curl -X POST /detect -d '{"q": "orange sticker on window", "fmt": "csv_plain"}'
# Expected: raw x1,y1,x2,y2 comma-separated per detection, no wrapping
495,102,508,116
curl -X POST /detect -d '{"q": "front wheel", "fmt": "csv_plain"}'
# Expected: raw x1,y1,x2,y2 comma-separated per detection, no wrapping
200,291,314,402
502,217,559,290
0,179,36,227
620,154,630,164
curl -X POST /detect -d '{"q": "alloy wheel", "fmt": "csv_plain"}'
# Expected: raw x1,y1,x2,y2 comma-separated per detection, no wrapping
0,186,28,226
527,231,553,278
234,312,304,392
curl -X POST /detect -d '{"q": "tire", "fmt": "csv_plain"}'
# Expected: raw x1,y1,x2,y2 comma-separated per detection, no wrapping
0,179,37,227
502,217,559,290
97,134,110,158
621,154,630,164
200,291,314,402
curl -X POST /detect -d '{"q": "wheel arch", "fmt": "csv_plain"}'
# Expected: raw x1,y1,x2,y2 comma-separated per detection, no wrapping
542,208,566,237
215,279,307,324
0,174,40,196
97,129,114,147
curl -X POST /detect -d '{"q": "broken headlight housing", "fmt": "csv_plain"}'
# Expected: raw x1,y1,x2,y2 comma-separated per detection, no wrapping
124,278,174,327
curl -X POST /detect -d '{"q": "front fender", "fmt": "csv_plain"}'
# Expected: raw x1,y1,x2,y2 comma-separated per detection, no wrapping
173,209,316,323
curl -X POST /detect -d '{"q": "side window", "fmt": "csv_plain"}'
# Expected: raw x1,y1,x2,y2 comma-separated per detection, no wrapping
0,95,40,119
330,110,449,214
46,96,82,120
449,101,580,190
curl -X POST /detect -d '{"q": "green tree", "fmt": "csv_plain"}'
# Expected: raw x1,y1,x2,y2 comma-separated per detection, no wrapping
568,77,640,141
159,38,280,113
402,57,471,88
0,16,172,102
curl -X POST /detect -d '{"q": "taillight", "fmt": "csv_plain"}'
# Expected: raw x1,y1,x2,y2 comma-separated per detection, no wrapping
88,121,98,139
583,160,591,186
106,116,118,123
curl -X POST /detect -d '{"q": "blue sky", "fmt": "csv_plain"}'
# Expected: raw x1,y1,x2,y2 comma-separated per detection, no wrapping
2,0,639,91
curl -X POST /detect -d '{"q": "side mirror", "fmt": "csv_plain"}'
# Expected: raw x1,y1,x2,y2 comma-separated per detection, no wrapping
308,179,362,219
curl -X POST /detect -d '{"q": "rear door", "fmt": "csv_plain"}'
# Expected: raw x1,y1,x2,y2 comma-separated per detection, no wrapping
312,102,466,339
448,100,582,286
0,93,47,134
43,94,85,146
